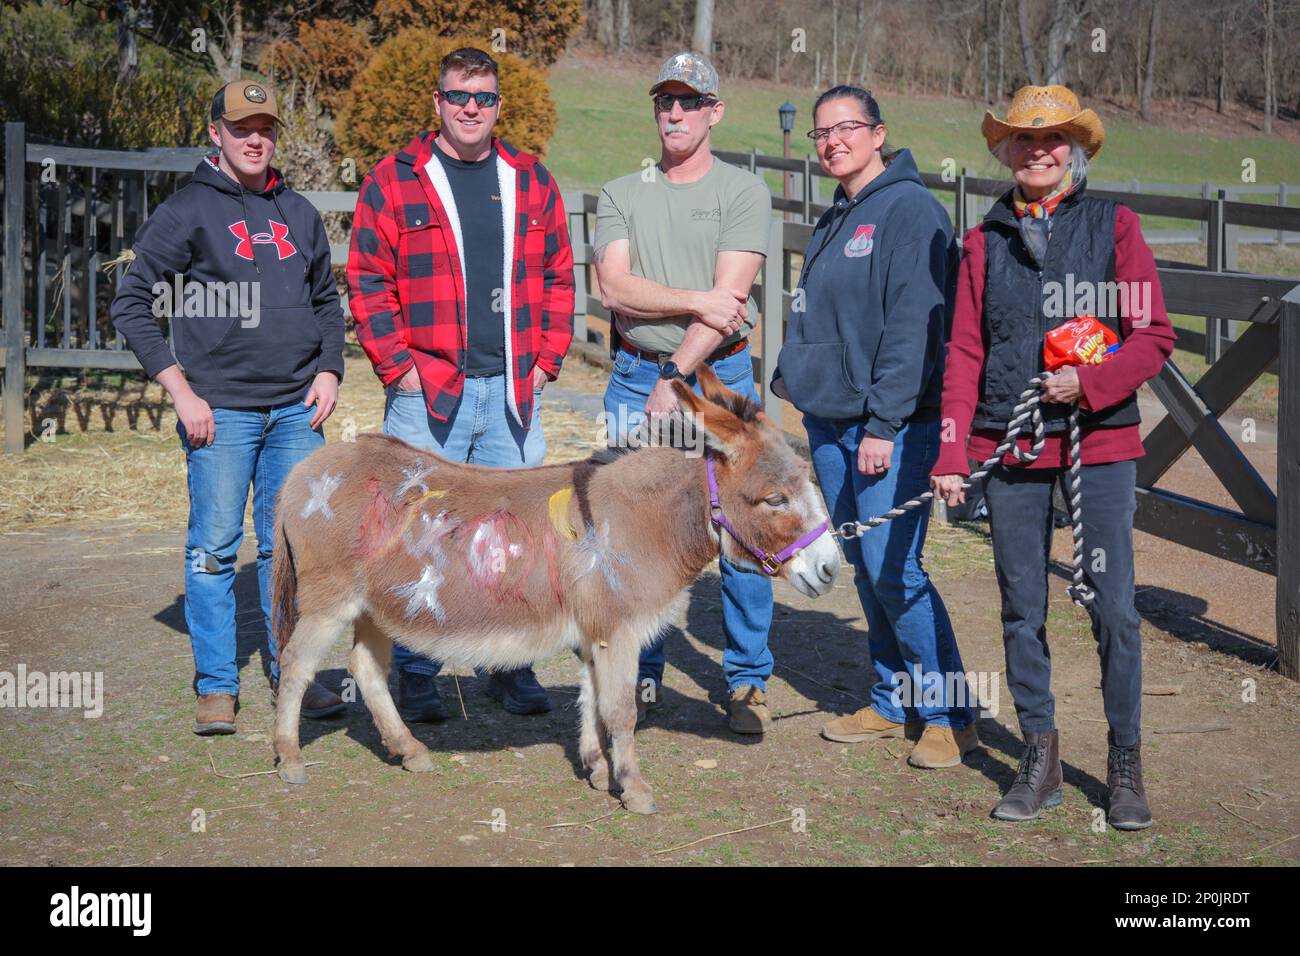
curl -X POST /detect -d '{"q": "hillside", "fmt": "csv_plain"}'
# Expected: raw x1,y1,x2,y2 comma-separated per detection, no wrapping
545,51,1300,193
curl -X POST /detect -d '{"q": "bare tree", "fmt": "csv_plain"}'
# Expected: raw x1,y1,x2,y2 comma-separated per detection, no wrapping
1141,0,1159,119
593,0,616,48
618,0,632,51
1262,0,1275,133
117,0,141,83
997,0,1006,98
693,0,715,53
1217,8,1229,112
1042,0,1087,85
982,0,990,101
681,0,1295,120
206,0,246,82
1018,0,1043,83
832,0,839,84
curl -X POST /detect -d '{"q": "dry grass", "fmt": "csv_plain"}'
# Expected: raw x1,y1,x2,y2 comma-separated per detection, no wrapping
0,354,606,532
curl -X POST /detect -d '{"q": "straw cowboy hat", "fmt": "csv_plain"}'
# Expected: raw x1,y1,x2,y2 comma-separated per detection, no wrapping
982,85,1105,159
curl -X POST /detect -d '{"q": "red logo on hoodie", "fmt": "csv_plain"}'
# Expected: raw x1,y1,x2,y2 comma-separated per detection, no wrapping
844,224,875,258
229,220,297,261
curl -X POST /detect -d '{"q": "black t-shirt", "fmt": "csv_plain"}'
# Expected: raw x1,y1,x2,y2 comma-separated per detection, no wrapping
434,149,506,377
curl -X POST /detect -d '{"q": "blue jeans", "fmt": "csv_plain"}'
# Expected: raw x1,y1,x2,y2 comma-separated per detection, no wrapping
603,345,774,692
383,373,546,675
179,400,324,697
803,415,973,729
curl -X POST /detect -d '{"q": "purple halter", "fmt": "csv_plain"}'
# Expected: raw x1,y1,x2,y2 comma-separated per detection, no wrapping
705,450,830,576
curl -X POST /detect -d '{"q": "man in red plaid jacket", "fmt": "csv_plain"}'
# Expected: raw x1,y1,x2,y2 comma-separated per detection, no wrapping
347,47,575,721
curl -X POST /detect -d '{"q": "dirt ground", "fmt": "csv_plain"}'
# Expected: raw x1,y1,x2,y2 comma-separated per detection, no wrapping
1,355,1297,866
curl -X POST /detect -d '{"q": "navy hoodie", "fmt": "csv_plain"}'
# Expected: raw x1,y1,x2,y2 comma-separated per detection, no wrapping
111,157,345,408
773,149,956,439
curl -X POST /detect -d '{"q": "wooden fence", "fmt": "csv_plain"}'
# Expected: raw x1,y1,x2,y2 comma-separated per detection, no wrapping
2,123,1298,678
566,172,1300,681
713,148,1300,364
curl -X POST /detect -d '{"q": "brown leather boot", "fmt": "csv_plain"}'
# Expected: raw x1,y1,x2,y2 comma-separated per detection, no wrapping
991,730,1063,822
1106,734,1153,831
194,693,237,736
270,679,346,719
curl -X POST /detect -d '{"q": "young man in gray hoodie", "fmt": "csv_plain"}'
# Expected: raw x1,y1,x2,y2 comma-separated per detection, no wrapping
112,80,346,735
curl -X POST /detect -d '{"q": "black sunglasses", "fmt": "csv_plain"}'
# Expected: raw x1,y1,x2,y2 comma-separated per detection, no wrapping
652,93,718,112
440,89,500,108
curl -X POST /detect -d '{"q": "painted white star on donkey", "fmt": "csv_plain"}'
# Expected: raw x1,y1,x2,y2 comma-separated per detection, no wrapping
300,470,342,521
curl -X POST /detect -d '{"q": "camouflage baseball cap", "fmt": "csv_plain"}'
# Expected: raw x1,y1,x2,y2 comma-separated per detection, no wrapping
650,51,719,97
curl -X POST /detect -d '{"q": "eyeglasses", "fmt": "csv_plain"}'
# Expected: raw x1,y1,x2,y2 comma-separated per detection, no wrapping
652,93,718,113
808,120,877,144
440,89,500,108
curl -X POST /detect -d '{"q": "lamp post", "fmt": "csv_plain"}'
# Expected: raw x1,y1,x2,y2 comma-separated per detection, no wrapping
778,100,796,222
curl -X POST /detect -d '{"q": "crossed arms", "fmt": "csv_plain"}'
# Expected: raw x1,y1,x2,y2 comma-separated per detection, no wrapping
593,240,763,376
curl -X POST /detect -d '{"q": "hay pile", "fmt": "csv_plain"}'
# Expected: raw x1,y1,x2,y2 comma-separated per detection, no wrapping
0,356,606,532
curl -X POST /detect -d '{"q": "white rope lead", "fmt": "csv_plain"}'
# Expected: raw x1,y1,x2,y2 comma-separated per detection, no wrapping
833,372,1096,610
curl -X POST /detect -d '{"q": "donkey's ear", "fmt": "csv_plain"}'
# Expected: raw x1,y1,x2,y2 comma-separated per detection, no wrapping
694,363,732,406
670,378,747,459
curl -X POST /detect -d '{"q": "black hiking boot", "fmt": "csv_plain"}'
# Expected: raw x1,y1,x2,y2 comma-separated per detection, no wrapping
397,671,450,723
482,667,552,715
991,730,1064,822
1106,733,1153,831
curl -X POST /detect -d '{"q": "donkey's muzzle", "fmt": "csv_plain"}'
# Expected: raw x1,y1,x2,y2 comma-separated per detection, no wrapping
789,534,841,599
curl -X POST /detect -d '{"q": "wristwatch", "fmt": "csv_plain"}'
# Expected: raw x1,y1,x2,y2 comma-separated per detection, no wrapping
658,360,685,381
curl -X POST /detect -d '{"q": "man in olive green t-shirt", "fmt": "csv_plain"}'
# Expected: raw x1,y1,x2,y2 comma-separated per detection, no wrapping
593,51,776,737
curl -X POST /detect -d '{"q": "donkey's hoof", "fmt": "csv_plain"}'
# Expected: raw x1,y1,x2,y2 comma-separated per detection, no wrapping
402,750,437,773
585,762,612,792
621,790,658,815
277,762,309,785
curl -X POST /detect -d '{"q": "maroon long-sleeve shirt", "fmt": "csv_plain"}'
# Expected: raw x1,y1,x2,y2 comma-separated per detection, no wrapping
932,204,1178,477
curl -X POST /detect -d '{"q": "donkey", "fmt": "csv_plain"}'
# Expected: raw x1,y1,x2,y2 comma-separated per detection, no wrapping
269,366,841,813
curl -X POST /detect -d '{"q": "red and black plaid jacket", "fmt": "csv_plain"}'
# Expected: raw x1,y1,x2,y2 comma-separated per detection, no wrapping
347,132,575,428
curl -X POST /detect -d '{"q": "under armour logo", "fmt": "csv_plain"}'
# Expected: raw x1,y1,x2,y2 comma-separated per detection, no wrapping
229,219,297,261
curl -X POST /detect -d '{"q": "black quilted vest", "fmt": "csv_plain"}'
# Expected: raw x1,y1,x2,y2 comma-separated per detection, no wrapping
975,185,1140,434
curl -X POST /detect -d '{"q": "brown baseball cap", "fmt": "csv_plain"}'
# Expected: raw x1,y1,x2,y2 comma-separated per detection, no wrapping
210,80,280,124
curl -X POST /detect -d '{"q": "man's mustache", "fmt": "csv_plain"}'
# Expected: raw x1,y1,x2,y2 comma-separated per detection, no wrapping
662,122,690,134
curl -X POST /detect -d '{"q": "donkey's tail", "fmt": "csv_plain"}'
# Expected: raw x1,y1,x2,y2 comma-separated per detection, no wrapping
271,510,299,657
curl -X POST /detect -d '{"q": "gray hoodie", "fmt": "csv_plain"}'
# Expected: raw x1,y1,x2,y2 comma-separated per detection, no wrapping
111,158,345,409
773,149,956,439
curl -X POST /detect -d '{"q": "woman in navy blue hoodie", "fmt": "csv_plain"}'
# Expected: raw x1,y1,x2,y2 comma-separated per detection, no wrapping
112,81,346,735
773,87,976,768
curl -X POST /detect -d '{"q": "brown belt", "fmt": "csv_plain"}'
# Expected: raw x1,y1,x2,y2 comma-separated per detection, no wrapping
619,337,748,366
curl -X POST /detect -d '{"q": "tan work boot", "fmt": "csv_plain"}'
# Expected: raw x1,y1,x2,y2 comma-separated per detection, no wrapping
728,685,771,735
822,706,923,743
908,724,980,768
194,693,237,736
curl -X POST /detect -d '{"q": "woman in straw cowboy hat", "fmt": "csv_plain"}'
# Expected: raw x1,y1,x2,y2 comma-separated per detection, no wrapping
929,86,1176,829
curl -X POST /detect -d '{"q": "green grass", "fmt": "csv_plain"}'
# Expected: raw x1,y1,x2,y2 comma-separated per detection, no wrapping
547,57,1299,423
545,56,1300,196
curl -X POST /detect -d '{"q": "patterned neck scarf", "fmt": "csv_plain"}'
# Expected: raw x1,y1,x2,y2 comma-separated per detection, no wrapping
1014,170,1074,219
